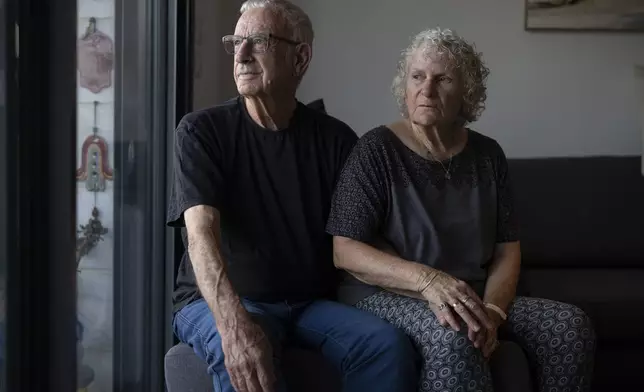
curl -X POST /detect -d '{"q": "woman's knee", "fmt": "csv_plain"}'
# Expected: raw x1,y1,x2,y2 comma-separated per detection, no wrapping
420,324,483,365
418,325,490,390
564,304,596,354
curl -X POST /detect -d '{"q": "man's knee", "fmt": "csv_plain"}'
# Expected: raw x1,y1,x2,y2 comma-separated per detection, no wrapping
173,302,224,366
356,318,419,367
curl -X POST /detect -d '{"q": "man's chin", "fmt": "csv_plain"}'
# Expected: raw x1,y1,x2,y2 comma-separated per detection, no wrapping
236,84,262,96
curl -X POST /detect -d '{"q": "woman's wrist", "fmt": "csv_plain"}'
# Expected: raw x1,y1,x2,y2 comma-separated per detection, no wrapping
484,302,507,323
417,267,439,294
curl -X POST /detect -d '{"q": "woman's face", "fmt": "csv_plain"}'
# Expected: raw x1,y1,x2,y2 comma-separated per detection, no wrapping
404,49,463,128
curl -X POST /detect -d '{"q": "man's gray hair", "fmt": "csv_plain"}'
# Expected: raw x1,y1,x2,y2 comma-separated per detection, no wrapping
392,27,490,124
240,0,314,45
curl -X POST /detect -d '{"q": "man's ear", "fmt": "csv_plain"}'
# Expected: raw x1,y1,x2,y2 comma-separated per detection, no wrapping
293,43,312,78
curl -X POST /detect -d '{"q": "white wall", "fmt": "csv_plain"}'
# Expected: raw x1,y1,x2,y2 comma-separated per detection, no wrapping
193,0,240,109
294,0,644,158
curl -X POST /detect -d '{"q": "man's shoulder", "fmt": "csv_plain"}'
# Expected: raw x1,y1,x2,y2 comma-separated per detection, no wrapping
300,102,358,143
177,97,242,136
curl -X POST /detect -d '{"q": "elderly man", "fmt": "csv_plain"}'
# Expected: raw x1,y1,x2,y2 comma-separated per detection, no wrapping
166,1,419,392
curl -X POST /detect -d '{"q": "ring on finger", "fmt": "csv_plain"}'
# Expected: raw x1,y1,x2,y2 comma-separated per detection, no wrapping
438,303,447,311
460,296,471,304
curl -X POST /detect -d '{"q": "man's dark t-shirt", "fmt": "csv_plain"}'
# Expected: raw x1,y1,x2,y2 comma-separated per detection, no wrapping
167,97,358,313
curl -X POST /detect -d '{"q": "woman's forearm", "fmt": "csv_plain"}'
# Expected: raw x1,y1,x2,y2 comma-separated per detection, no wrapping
350,271,426,299
483,241,521,312
333,236,437,295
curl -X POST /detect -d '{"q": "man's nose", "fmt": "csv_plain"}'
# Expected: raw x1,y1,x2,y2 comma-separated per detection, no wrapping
234,40,253,63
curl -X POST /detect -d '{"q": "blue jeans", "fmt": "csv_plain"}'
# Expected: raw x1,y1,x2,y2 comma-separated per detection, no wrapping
173,298,419,392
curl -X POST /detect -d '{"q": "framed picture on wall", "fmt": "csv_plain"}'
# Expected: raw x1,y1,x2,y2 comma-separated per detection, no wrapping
525,0,644,31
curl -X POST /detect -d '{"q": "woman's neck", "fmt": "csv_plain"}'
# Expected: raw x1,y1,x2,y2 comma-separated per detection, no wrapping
390,120,466,161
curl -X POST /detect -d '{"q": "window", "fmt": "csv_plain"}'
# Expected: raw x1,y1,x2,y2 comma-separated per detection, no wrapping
1,0,182,390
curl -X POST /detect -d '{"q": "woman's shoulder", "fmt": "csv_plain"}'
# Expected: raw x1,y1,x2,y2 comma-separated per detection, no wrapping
339,126,399,175
467,129,506,158
349,125,396,156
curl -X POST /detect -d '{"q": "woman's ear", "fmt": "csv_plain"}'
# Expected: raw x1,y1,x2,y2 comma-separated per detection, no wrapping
293,43,312,78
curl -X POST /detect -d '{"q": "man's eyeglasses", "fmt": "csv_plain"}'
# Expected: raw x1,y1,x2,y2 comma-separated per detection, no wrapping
222,33,302,55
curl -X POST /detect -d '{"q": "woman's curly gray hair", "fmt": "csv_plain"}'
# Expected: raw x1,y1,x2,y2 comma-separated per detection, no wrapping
392,28,490,124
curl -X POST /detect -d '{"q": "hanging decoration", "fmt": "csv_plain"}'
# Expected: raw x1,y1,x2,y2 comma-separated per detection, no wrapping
77,17,114,94
76,101,114,192
76,100,110,268
76,207,108,270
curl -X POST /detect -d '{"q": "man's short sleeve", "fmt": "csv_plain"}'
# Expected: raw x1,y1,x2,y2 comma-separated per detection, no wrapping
326,133,389,243
167,120,224,227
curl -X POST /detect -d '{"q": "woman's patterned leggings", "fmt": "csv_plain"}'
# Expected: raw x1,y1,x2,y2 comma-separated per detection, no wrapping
355,292,596,392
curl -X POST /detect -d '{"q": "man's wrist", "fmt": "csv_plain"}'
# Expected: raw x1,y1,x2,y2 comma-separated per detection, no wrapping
213,294,249,334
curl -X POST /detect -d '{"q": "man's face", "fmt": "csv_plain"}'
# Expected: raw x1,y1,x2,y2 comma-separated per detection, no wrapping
232,8,295,97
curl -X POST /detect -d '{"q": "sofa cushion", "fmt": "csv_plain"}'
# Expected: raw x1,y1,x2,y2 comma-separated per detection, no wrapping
508,157,644,268
165,343,212,392
164,344,341,392
519,268,644,344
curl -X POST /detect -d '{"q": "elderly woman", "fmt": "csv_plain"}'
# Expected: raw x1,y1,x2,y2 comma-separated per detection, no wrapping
326,28,595,392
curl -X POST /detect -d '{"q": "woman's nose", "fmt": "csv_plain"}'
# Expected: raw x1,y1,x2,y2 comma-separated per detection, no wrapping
420,81,435,97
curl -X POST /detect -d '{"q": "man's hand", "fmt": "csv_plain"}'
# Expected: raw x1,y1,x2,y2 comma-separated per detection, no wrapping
220,310,276,392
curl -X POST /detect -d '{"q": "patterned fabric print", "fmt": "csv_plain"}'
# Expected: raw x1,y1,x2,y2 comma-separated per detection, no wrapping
356,292,596,392
504,296,595,392
356,291,493,392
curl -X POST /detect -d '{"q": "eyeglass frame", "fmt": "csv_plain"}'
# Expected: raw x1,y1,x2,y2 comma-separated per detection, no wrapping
221,33,303,55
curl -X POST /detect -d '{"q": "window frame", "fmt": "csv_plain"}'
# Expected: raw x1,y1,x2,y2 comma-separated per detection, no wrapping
4,0,78,390
112,0,181,389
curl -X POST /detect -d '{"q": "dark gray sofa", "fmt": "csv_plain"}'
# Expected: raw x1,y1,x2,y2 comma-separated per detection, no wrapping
508,156,644,392
164,153,644,391
164,340,533,391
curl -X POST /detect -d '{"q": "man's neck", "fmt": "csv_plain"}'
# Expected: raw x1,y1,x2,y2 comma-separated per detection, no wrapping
243,95,297,131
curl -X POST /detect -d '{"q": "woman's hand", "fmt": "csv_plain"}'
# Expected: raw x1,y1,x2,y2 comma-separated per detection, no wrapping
481,308,504,359
420,271,494,334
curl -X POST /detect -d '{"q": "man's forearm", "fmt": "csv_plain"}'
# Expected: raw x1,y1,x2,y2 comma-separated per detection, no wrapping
333,236,436,294
483,242,521,312
185,209,249,335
